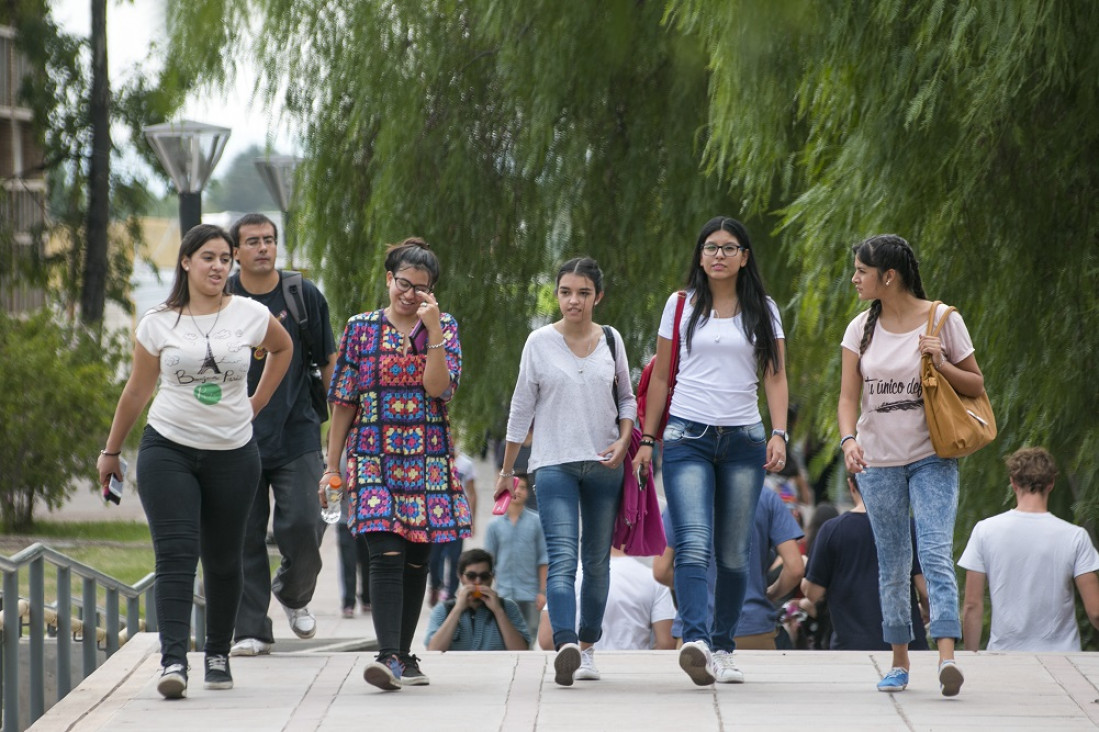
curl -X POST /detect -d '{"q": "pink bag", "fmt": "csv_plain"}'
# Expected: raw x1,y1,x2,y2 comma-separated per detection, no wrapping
612,429,667,556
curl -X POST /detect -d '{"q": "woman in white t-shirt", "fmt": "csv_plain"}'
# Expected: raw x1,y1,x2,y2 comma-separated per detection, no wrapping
838,234,985,698
634,216,789,687
97,225,292,700
496,257,636,687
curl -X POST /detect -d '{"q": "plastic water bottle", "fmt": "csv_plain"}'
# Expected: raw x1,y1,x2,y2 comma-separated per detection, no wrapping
321,474,343,524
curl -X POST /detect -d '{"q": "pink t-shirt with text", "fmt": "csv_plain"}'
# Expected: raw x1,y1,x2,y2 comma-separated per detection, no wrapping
841,304,975,467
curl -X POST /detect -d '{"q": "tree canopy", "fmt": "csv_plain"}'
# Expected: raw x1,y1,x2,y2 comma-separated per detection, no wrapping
163,1,1098,535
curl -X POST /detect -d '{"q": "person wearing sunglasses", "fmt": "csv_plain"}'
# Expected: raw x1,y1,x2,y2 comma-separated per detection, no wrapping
323,238,471,690
424,548,532,651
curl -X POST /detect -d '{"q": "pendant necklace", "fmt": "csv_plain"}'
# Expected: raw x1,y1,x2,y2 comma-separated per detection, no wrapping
189,294,225,375
565,327,597,374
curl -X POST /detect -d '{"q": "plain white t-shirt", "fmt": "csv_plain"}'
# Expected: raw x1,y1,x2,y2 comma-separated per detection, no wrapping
137,296,270,450
658,290,784,426
840,303,974,466
959,510,1099,651
574,556,676,650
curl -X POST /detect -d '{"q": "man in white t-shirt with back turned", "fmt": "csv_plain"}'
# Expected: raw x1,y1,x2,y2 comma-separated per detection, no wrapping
959,446,1099,651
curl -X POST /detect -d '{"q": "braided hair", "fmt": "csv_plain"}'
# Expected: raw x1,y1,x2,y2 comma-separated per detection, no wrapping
851,234,927,354
684,216,782,376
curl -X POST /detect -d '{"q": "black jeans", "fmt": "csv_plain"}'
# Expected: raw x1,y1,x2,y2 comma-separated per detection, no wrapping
137,426,260,668
364,532,431,657
338,523,370,608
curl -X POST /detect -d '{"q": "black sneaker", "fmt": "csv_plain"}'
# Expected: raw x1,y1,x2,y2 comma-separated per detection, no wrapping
363,653,403,691
157,663,188,699
400,653,430,686
204,654,233,690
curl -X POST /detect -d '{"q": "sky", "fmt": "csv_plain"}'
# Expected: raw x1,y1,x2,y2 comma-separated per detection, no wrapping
52,0,299,185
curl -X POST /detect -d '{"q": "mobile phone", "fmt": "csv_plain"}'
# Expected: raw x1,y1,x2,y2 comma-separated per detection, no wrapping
105,458,127,505
492,490,512,515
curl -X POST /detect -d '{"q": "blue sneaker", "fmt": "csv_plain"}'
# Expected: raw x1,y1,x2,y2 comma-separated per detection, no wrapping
364,653,403,691
877,667,909,692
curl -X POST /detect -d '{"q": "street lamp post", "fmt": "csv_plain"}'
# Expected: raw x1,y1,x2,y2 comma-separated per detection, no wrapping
143,120,232,235
254,155,303,267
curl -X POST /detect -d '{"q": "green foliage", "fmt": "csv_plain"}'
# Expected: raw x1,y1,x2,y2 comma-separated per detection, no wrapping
0,310,127,531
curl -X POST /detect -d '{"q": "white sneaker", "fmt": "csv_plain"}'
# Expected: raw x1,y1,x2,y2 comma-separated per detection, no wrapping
573,647,601,681
229,638,272,656
712,650,744,683
553,643,581,686
678,640,715,686
284,605,317,639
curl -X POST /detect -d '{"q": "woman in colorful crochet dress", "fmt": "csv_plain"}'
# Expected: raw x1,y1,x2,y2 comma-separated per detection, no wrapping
322,237,470,691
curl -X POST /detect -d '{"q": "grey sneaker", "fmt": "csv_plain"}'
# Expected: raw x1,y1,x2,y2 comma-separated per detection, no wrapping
229,638,272,656
400,653,430,686
554,643,581,686
712,650,744,683
283,605,317,639
157,663,188,699
573,647,601,681
678,640,716,686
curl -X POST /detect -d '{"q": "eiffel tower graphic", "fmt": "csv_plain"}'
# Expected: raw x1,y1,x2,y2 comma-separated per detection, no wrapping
197,338,222,376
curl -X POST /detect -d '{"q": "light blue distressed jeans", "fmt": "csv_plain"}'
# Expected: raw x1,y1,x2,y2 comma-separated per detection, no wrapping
661,416,766,652
856,454,961,644
535,460,623,648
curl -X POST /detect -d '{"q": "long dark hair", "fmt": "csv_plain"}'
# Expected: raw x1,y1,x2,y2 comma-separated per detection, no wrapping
164,224,233,312
385,237,440,286
851,234,927,354
684,216,781,375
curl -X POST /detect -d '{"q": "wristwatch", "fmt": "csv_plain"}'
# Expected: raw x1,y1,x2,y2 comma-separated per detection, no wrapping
771,429,789,444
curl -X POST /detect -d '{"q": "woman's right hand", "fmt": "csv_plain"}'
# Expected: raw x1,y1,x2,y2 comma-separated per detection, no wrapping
494,473,515,500
632,444,654,476
96,453,120,491
842,439,868,474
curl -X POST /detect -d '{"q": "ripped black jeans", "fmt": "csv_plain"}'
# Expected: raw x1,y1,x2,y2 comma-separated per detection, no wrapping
363,531,431,657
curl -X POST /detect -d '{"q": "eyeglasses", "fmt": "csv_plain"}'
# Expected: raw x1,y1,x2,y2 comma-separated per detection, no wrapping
463,571,493,582
393,275,432,295
702,243,747,257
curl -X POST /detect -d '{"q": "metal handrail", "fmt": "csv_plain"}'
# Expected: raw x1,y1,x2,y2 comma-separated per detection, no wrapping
0,542,203,732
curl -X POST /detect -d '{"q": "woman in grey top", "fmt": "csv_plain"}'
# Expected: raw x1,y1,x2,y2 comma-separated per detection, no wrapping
495,257,636,686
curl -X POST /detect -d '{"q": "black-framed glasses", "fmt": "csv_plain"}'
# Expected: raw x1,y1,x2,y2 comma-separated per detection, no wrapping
393,275,433,295
702,243,747,257
463,571,493,582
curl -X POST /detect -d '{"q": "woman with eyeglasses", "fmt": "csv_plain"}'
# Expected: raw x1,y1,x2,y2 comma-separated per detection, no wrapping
496,257,636,686
633,216,788,686
323,238,470,691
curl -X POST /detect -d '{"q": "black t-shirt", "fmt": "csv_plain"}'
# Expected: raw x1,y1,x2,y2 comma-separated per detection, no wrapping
228,272,337,466
804,511,928,651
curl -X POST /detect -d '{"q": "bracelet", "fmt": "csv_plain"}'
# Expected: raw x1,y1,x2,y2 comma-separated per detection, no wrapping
639,439,656,449
499,470,515,478
840,434,856,448
936,354,945,370
323,469,339,476
427,340,446,350
100,449,121,457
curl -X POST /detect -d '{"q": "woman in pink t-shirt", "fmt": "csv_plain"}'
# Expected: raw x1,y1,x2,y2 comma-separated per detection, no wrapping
837,234,986,698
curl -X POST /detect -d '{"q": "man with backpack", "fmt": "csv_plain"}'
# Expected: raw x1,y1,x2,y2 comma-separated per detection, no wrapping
227,213,338,655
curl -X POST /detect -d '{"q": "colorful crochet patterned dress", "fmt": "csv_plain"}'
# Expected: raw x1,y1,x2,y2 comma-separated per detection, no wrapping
329,310,471,543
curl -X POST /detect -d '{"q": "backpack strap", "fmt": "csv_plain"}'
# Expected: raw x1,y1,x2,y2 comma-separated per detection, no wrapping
602,325,619,418
280,270,319,369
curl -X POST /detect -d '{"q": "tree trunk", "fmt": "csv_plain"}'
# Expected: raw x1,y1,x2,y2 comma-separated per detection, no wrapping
81,0,111,325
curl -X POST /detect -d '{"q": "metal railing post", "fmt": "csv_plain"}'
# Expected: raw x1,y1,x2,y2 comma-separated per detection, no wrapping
29,556,45,720
82,577,97,677
56,565,72,698
3,570,21,732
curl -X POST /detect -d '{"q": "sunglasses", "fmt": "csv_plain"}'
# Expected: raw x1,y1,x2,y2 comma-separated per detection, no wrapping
463,571,493,582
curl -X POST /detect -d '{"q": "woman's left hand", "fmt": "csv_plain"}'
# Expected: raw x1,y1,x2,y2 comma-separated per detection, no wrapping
764,435,787,472
598,438,629,469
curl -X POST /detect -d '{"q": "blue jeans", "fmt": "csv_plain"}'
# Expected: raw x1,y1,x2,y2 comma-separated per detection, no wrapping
535,460,622,648
662,417,766,652
856,454,961,644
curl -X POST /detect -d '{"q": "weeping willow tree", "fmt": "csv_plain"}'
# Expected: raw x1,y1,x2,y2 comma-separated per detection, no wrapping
663,0,1099,537
163,0,753,438
164,2,1097,545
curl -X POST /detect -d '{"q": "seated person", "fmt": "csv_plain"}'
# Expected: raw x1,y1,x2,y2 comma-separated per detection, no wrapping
424,548,531,651
537,547,677,655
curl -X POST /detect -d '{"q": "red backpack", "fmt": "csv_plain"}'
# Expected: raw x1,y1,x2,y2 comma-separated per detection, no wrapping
636,291,686,439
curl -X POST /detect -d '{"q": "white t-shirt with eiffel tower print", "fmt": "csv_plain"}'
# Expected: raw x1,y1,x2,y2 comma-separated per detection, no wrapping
137,295,270,450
